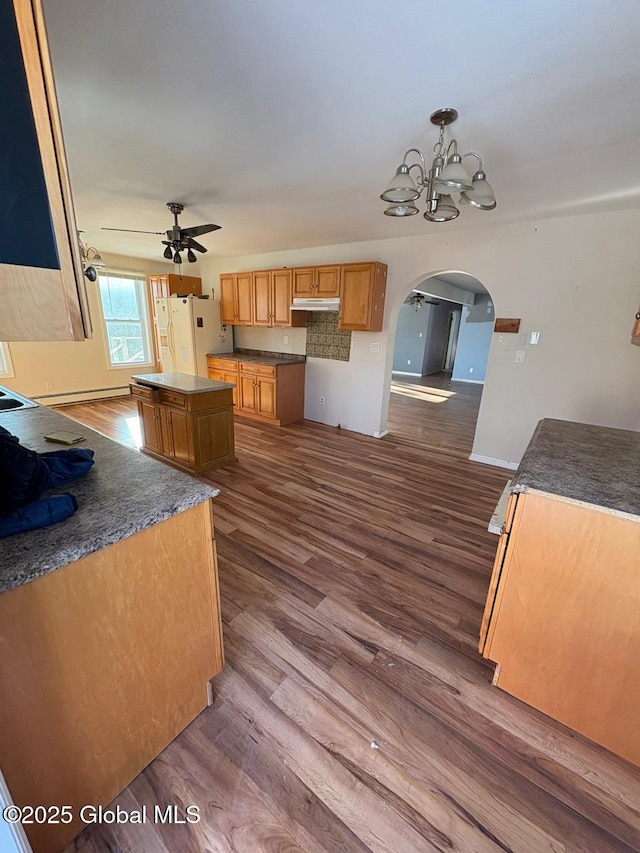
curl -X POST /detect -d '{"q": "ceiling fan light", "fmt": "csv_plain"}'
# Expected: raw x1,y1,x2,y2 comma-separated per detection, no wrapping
187,249,197,263
384,201,419,217
163,245,173,260
380,164,420,203
423,195,459,222
459,170,497,210
90,252,107,269
433,153,472,192
173,251,182,265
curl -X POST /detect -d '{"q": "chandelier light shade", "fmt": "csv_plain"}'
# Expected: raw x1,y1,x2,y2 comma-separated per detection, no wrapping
380,108,496,223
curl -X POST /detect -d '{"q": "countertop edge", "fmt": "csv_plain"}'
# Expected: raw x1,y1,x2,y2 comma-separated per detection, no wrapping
511,484,640,523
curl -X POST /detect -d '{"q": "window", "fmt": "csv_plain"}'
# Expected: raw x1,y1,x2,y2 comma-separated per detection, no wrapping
97,273,153,367
0,343,14,377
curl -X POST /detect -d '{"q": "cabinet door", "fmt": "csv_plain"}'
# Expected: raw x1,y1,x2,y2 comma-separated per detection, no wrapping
339,264,373,331
137,401,161,453
235,273,254,325
167,274,202,296
272,269,293,326
220,274,236,324
0,0,90,342
256,377,277,418
150,275,170,300
293,268,315,297
253,270,272,326
239,374,258,412
166,408,191,467
222,370,239,408
315,265,340,297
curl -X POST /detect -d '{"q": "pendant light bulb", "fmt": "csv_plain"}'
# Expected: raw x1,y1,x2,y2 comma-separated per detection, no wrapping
163,245,173,260
173,251,182,265
187,249,197,263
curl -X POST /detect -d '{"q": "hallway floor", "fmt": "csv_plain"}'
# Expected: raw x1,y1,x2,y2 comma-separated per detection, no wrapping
58,379,640,852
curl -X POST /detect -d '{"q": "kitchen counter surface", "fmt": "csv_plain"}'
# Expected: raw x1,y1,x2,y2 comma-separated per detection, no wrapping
0,405,219,594
131,371,235,393
207,351,305,367
511,418,640,519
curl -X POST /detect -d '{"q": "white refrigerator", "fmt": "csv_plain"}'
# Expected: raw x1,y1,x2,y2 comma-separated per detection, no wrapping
155,297,232,377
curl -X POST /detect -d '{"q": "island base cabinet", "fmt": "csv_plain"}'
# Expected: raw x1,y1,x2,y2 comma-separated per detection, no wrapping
482,492,640,767
0,500,224,853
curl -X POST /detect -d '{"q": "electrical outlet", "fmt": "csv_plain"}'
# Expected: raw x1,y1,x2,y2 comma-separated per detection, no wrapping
283,335,289,345
419,332,423,338
370,342,381,353
515,350,526,363
319,396,325,404
469,367,474,373
45,381,54,391
407,360,411,366
351,340,358,351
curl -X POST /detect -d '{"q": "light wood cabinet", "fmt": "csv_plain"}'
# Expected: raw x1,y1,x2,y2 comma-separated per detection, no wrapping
252,268,306,328
132,380,236,474
338,262,387,332
220,272,254,325
149,273,202,299
0,0,91,342
293,265,340,297
480,490,640,768
208,356,305,426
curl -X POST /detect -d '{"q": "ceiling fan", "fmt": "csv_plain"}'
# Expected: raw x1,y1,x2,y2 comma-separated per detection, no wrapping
102,202,221,265
404,292,441,310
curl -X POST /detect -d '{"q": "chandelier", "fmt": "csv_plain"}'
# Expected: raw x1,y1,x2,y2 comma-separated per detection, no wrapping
380,108,496,222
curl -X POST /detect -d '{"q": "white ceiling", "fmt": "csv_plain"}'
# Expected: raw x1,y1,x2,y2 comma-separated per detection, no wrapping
42,0,640,262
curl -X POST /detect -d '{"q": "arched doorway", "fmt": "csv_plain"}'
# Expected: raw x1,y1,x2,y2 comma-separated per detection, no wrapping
385,271,495,458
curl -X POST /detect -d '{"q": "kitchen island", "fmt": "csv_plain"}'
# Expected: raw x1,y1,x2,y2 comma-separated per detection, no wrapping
480,418,640,766
0,403,224,852
131,371,236,474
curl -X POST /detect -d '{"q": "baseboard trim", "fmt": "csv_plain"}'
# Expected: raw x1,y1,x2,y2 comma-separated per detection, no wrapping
391,371,422,376
469,453,519,470
373,429,389,439
451,377,485,384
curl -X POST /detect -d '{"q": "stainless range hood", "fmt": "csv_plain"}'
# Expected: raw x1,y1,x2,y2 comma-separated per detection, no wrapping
290,297,340,312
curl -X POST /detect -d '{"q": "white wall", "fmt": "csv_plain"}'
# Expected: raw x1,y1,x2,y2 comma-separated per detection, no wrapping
202,208,640,465
2,253,172,404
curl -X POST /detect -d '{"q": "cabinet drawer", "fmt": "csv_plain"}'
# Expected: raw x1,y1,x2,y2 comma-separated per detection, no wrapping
240,363,276,377
159,389,187,408
130,383,159,402
208,358,239,373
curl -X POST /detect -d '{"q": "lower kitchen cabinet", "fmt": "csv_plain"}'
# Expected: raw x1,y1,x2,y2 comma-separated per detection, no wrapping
480,489,640,767
207,356,305,426
131,379,236,474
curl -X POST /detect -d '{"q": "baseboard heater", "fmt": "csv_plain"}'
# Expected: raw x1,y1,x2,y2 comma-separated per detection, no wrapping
33,385,130,401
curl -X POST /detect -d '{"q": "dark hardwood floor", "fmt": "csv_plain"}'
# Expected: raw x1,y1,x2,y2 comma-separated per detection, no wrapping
60,375,640,852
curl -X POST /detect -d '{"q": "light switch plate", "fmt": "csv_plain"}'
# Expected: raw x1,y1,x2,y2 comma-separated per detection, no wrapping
370,342,381,353
515,349,526,363
529,331,541,344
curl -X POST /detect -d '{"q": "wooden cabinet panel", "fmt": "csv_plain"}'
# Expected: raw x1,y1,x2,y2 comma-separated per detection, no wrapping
272,269,293,326
167,408,191,467
253,270,272,326
293,267,315,297
220,274,236,324
194,410,235,467
256,377,277,418
315,265,340,297
239,374,258,413
0,0,90,342
137,400,161,453
235,272,254,325
339,262,387,332
150,275,170,300
208,367,239,408
167,274,201,296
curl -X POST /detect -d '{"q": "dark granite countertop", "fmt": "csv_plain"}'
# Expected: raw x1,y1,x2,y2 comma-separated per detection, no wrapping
0,405,219,594
511,418,640,519
131,372,235,393
206,350,305,367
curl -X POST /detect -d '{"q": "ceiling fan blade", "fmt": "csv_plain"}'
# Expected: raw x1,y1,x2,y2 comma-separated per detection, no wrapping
181,223,221,238
186,237,207,253
101,228,165,234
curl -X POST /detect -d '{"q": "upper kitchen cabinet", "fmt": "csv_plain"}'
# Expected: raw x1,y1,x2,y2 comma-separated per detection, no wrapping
149,274,202,299
292,265,340,297
339,262,387,332
0,0,91,341
220,272,253,325
253,269,306,328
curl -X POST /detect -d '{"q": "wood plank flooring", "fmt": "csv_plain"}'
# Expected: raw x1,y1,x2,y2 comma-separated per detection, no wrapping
59,375,640,852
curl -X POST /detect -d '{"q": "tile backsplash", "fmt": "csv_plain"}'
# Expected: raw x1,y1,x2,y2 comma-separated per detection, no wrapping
305,312,351,361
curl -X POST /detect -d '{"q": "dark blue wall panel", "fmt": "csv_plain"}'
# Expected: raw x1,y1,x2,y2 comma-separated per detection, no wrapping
0,0,60,270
